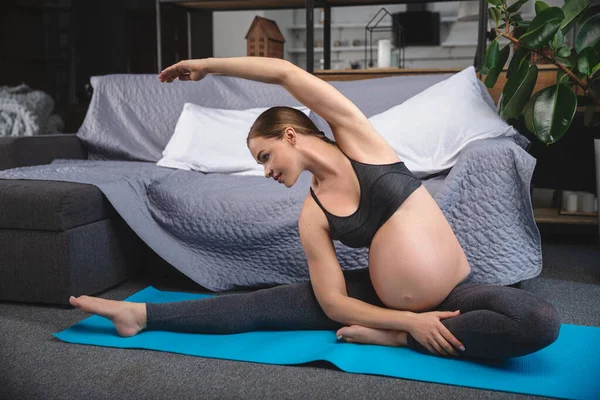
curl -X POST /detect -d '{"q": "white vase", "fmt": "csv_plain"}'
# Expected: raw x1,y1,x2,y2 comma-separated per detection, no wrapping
595,139,600,237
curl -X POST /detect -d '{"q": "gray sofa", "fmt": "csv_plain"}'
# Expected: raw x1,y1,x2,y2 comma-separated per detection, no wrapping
0,134,146,305
0,71,542,307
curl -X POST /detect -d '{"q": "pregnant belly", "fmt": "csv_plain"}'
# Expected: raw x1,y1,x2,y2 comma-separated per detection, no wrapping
367,187,471,312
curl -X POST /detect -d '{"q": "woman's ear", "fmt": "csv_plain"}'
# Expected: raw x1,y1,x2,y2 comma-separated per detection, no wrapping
284,127,296,145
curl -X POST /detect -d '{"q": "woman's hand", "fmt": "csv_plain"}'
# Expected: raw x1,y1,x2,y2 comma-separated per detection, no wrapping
158,59,208,83
407,310,465,357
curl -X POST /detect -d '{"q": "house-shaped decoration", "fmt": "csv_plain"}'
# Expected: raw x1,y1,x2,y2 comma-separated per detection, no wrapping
245,16,285,59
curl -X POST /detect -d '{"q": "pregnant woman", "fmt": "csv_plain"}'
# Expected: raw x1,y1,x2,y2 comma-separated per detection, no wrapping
70,57,560,360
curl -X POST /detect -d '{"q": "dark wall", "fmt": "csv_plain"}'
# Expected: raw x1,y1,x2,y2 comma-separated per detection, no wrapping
1,0,157,102
1,0,212,132
73,1,127,99
1,4,53,97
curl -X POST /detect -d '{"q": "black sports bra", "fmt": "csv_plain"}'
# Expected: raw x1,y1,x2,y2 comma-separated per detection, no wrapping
309,152,422,248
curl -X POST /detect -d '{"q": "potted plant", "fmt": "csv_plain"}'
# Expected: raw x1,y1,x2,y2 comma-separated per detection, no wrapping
479,0,600,233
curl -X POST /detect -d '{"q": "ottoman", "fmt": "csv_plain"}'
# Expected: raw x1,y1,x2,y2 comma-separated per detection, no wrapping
0,179,144,305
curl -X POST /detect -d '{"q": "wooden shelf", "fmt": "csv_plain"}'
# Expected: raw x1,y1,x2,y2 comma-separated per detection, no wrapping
534,208,598,225
314,67,463,80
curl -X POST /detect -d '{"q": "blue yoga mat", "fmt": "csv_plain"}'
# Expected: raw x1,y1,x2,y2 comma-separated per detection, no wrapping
54,286,600,399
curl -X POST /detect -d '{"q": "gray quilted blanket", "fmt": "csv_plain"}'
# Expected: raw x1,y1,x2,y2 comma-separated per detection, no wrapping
0,136,541,289
76,73,460,162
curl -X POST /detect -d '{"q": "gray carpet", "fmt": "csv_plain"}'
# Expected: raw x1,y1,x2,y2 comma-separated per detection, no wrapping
1,242,598,400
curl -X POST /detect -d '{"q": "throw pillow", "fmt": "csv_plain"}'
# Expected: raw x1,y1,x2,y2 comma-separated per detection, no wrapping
157,104,310,176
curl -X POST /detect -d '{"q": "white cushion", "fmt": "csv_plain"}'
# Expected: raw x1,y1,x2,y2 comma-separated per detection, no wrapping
368,66,515,178
157,104,310,176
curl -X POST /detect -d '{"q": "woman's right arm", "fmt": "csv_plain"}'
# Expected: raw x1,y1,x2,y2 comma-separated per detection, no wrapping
298,200,416,332
299,200,465,354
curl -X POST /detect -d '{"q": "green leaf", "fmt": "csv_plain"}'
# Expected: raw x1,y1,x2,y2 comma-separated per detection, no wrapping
507,46,531,79
524,84,578,145
554,56,573,67
577,47,600,75
575,13,600,53
512,26,527,39
502,20,532,29
489,7,501,25
507,0,529,13
488,0,503,6
511,14,524,22
500,64,539,119
480,39,499,75
520,7,565,49
557,70,570,84
591,62,600,78
577,5,600,27
552,29,564,50
535,1,549,15
560,0,591,33
558,46,572,57
485,44,511,87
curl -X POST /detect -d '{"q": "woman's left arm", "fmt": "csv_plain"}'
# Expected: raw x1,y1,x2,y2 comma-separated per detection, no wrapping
159,57,368,133
159,57,290,85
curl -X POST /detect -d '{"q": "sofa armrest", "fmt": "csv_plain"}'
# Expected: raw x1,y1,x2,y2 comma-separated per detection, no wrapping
0,134,87,171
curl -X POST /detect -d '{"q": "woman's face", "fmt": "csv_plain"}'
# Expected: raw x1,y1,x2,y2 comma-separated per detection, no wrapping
248,133,299,188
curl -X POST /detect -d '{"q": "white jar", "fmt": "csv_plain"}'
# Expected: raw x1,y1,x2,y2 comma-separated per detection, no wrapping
581,192,595,213
565,193,578,212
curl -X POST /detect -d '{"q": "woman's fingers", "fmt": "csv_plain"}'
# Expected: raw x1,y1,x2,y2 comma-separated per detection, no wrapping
423,341,436,355
160,62,183,76
428,339,451,357
438,310,461,320
435,333,460,356
159,62,189,82
438,322,465,352
160,70,190,82
158,66,174,81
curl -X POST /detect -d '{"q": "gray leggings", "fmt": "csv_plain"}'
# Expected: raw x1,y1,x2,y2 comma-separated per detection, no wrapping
146,268,561,360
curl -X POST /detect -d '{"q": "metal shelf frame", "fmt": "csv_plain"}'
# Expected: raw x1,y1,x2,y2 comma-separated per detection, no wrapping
156,0,488,74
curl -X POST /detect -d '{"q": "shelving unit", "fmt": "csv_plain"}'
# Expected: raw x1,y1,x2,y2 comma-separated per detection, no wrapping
534,207,599,244
287,42,478,53
286,16,461,64
156,0,490,73
534,208,598,226
288,15,457,30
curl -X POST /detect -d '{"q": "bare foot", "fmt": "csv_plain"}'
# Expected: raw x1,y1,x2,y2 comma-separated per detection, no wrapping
336,325,408,347
69,295,147,337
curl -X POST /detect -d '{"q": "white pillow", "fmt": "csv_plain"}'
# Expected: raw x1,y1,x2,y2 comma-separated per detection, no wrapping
157,104,310,176
368,66,515,178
